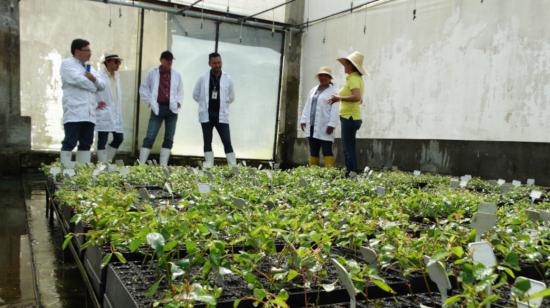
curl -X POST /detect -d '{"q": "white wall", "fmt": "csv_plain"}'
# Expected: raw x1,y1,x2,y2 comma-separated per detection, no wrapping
300,0,550,142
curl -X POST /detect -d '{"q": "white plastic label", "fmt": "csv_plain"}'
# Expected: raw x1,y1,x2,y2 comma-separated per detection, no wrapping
460,179,469,188
363,166,370,173
529,190,542,200
461,175,472,181
470,212,497,240
359,246,378,266
514,277,547,308
331,258,357,299
526,178,535,185
107,164,117,172
63,169,75,177
478,202,497,215
497,179,506,185
413,170,421,176
450,179,460,188
50,167,61,176
198,183,211,194
512,180,521,187
115,159,124,167
426,260,451,303
119,166,129,177
468,241,497,268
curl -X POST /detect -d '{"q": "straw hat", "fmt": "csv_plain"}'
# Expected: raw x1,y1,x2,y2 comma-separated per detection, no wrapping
102,52,122,63
315,66,334,79
337,51,367,76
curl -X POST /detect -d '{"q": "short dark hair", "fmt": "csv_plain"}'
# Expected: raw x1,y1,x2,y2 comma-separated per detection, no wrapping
160,50,174,60
209,52,221,61
71,39,90,55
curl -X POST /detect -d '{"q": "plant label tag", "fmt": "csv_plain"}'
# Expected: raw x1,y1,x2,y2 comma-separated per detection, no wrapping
115,159,124,167
299,178,308,187
460,179,469,188
530,190,542,201
512,180,521,187
107,164,117,172
232,197,246,208
526,178,535,185
478,202,497,215
413,170,421,176
269,161,274,169
164,182,173,195
50,167,61,176
242,160,247,167
487,180,498,186
525,210,540,223
273,163,280,170
63,169,75,177
258,164,263,170
192,168,199,176
359,246,378,265
468,241,497,268
375,186,385,196
63,161,76,169
331,258,357,298
463,174,472,181
540,210,550,222
497,179,506,185
198,183,211,194
450,179,460,188
86,162,95,167
392,165,399,171
426,260,451,303
92,168,101,177
119,166,129,177
368,170,374,177
514,277,547,308
470,212,497,237
364,166,370,173
500,183,514,193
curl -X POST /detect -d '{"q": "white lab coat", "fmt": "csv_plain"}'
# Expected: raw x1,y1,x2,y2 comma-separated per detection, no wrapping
60,57,106,124
192,71,235,124
139,67,183,115
300,84,339,142
95,70,123,133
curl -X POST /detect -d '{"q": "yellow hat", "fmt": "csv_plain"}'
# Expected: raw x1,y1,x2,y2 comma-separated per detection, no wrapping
337,51,367,76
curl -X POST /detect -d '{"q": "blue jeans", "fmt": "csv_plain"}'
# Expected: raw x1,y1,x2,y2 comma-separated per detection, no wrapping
201,114,233,153
142,105,178,149
61,121,95,151
97,132,124,150
340,116,362,172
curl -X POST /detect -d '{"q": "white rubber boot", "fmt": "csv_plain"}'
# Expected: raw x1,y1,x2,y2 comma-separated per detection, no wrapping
139,147,150,165
75,150,91,165
60,151,72,167
203,151,214,169
106,145,117,162
159,148,171,166
226,152,237,167
97,150,107,163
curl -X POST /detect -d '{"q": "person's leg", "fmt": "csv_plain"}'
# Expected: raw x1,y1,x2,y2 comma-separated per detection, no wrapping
60,122,80,165
160,108,178,166
107,132,123,162
215,123,234,154
140,112,162,164
340,117,353,173
201,122,215,168
76,122,95,164
347,119,362,173
96,131,109,162
308,137,321,166
321,140,335,167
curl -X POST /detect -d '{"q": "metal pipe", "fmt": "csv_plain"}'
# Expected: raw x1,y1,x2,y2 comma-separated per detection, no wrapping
297,0,394,28
243,0,295,20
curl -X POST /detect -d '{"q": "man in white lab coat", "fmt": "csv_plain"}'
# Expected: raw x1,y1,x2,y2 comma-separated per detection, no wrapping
95,53,124,163
192,52,236,167
138,51,183,166
60,38,106,166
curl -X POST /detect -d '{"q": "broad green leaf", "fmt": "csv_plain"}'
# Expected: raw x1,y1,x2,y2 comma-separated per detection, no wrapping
444,295,463,305
526,288,550,300
163,240,178,252
101,253,113,268
145,278,162,298
146,232,165,250
451,246,464,258
372,278,394,293
62,234,73,250
113,251,126,263
253,288,267,299
128,239,143,252
194,295,216,306
514,278,532,293
277,289,289,301
287,269,300,282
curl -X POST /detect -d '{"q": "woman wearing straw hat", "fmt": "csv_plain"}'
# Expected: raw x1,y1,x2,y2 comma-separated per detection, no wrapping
299,66,339,167
329,51,366,176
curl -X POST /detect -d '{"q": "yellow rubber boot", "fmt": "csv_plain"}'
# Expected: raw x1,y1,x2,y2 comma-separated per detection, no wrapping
308,156,320,166
324,156,335,168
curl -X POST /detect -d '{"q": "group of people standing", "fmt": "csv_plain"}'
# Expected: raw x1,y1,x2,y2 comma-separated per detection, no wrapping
59,38,236,168
301,51,366,176
59,38,366,175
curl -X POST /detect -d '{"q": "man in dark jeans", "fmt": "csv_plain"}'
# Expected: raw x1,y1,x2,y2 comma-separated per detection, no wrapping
60,38,105,166
138,51,183,166
193,52,236,167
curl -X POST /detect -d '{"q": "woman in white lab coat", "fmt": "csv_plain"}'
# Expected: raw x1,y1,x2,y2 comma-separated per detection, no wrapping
300,66,339,167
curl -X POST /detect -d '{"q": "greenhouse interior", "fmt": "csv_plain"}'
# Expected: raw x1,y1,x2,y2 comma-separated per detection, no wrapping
1,0,549,307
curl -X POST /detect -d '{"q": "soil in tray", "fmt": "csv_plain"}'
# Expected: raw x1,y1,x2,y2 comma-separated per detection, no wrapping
110,261,164,307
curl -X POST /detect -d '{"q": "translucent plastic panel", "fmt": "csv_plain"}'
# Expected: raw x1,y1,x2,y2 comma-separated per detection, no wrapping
165,0,286,22
216,24,283,160
20,0,139,151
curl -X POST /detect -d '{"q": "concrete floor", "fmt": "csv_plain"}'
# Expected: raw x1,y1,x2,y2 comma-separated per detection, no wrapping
0,175,90,307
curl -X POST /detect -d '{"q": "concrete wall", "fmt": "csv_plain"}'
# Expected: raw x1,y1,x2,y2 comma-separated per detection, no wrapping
0,0,31,175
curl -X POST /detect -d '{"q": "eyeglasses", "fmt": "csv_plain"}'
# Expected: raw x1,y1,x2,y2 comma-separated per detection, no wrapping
79,48,91,52
111,60,121,64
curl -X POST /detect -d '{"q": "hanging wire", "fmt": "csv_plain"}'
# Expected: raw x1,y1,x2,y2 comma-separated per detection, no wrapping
200,0,204,29
322,19,327,44
108,5,112,27
363,4,368,34
413,0,417,21
226,0,230,13
239,20,243,43
119,7,122,18
288,30,292,47
305,0,310,33
271,8,275,36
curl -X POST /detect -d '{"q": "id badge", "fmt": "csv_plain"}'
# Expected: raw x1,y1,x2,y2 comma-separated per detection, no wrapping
211,90,218,100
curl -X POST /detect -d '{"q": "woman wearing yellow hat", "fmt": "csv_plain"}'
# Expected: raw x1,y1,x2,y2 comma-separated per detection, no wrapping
329,51,366,176
299,66,339,167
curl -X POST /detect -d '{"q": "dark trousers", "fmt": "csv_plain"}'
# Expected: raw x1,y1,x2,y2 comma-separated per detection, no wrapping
201,115,233,153
142,105,178,149
97,132,124,150
308,137,333,157
340,116,362,172
61,121,95,151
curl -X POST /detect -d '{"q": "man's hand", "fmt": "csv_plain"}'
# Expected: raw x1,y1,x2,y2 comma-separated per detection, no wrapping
300,123,306,131
85,72,96,82
329,95,340,104
177,102,181,108
326,126,334,135
97,101,107,110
